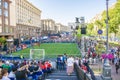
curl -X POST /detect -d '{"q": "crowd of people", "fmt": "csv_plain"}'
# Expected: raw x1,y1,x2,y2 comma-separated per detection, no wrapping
56,53,96,80
109,46,120,74
0,59,53,80
56,54,77,76
83,37,120,75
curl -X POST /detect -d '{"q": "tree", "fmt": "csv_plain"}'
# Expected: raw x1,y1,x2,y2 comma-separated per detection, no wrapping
94,20,103,29
0,37,6,45
87,0,120,37
100,0,120,36
87,23,95,36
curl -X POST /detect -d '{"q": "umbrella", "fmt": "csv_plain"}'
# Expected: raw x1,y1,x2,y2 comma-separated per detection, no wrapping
107,53,114,59
101,53,107,59
101,53,114,59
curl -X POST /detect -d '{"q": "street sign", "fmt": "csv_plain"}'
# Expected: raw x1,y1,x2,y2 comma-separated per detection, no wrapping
98,29,103,34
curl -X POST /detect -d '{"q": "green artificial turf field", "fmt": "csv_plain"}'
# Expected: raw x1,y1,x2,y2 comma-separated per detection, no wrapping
12,43,81,59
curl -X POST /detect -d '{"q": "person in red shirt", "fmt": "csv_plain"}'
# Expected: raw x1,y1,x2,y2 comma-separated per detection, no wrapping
45,61,52,68
81,64,87,73
44,60,52,73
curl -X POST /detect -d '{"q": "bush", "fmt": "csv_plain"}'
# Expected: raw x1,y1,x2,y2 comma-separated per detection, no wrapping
0,37,6,45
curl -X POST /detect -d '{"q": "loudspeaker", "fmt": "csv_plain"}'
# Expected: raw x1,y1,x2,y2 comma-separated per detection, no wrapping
14,39,19,47
81,28,86,34
76,26,79,30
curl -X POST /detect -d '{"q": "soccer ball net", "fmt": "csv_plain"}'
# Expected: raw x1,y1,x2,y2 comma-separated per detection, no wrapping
30,49,45,60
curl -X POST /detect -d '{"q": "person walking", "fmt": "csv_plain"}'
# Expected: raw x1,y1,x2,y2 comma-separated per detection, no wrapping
66,56,74,75
115,62,119,74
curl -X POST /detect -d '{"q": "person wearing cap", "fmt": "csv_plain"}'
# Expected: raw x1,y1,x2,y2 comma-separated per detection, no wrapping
2,61,11,72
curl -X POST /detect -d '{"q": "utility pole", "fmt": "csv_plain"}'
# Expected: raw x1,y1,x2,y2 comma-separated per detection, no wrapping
101,0,112,80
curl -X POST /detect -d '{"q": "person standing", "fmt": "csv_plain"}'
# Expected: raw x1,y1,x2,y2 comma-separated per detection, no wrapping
115,62,119,74
66,56,74,75
56,55,61,70
63,53,67,70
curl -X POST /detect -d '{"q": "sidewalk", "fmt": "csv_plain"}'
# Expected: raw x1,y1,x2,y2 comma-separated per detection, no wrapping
111,64,120,80
90,63,120,80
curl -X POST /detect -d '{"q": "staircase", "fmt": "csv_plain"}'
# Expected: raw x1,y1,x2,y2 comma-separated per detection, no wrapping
45,70,78,80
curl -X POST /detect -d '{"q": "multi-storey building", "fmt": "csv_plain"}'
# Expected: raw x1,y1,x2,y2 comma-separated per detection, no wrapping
0,0,16,39
55,23,62,33
0,0,41,40
56,23,70,32
41,19,56,35
64,25,71,32
15,0,41,39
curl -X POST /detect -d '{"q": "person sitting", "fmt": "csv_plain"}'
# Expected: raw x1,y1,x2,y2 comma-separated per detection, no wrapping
81,64,87,73
2,61,11,73
8,67,17,80
15,65,27,80
27,62,34,77
45,60,52,73
1,69,10,80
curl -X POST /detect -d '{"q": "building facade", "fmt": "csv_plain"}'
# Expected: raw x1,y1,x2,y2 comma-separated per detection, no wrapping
56,23,70,33
15,0,41,39
0,0,16,39
41,19,56,35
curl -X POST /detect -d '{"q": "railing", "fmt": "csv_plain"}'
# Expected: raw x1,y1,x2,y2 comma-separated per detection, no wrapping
41,40,76,43
74,63,92,80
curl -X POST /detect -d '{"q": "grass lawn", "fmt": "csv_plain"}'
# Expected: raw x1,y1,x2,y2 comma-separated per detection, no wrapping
12,43,81,59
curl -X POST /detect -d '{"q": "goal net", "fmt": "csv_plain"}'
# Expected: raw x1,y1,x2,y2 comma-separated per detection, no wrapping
30,49,45,60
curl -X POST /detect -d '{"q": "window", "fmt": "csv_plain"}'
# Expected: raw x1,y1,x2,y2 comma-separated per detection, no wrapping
5,26,8,33
0,9,1,15
0,2,1,6
9,27,12,33
4,2,8,9
4,10,8,17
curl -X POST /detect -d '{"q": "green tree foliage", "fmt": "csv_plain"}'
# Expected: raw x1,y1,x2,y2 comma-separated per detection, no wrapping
76,27,81,40
108,1,120,35
0,37,6,45
87,23,94,36
95,43,105,55
94,20,103,29
87,0,120,37
107,0,120,35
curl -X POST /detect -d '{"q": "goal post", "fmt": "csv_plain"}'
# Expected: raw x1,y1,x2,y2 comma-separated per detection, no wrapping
30,49,45,60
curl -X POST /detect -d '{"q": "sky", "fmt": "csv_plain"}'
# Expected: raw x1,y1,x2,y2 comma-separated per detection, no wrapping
28,0,117,25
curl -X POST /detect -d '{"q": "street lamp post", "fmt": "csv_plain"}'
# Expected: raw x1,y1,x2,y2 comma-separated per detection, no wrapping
106,0,109,56
101,0,112,80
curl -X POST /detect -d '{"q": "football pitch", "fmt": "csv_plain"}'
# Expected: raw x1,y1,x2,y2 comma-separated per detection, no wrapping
12,43,81,59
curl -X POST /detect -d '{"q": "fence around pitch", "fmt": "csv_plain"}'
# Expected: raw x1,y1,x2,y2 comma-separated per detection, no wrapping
9,53,81,61
44,54,81,60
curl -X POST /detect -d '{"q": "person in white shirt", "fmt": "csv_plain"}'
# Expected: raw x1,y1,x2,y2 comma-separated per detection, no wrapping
8,68,17,80
75,57,79,65
66,56,74,75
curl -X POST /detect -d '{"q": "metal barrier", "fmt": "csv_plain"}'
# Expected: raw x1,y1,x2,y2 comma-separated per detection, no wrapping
74,63,92,80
